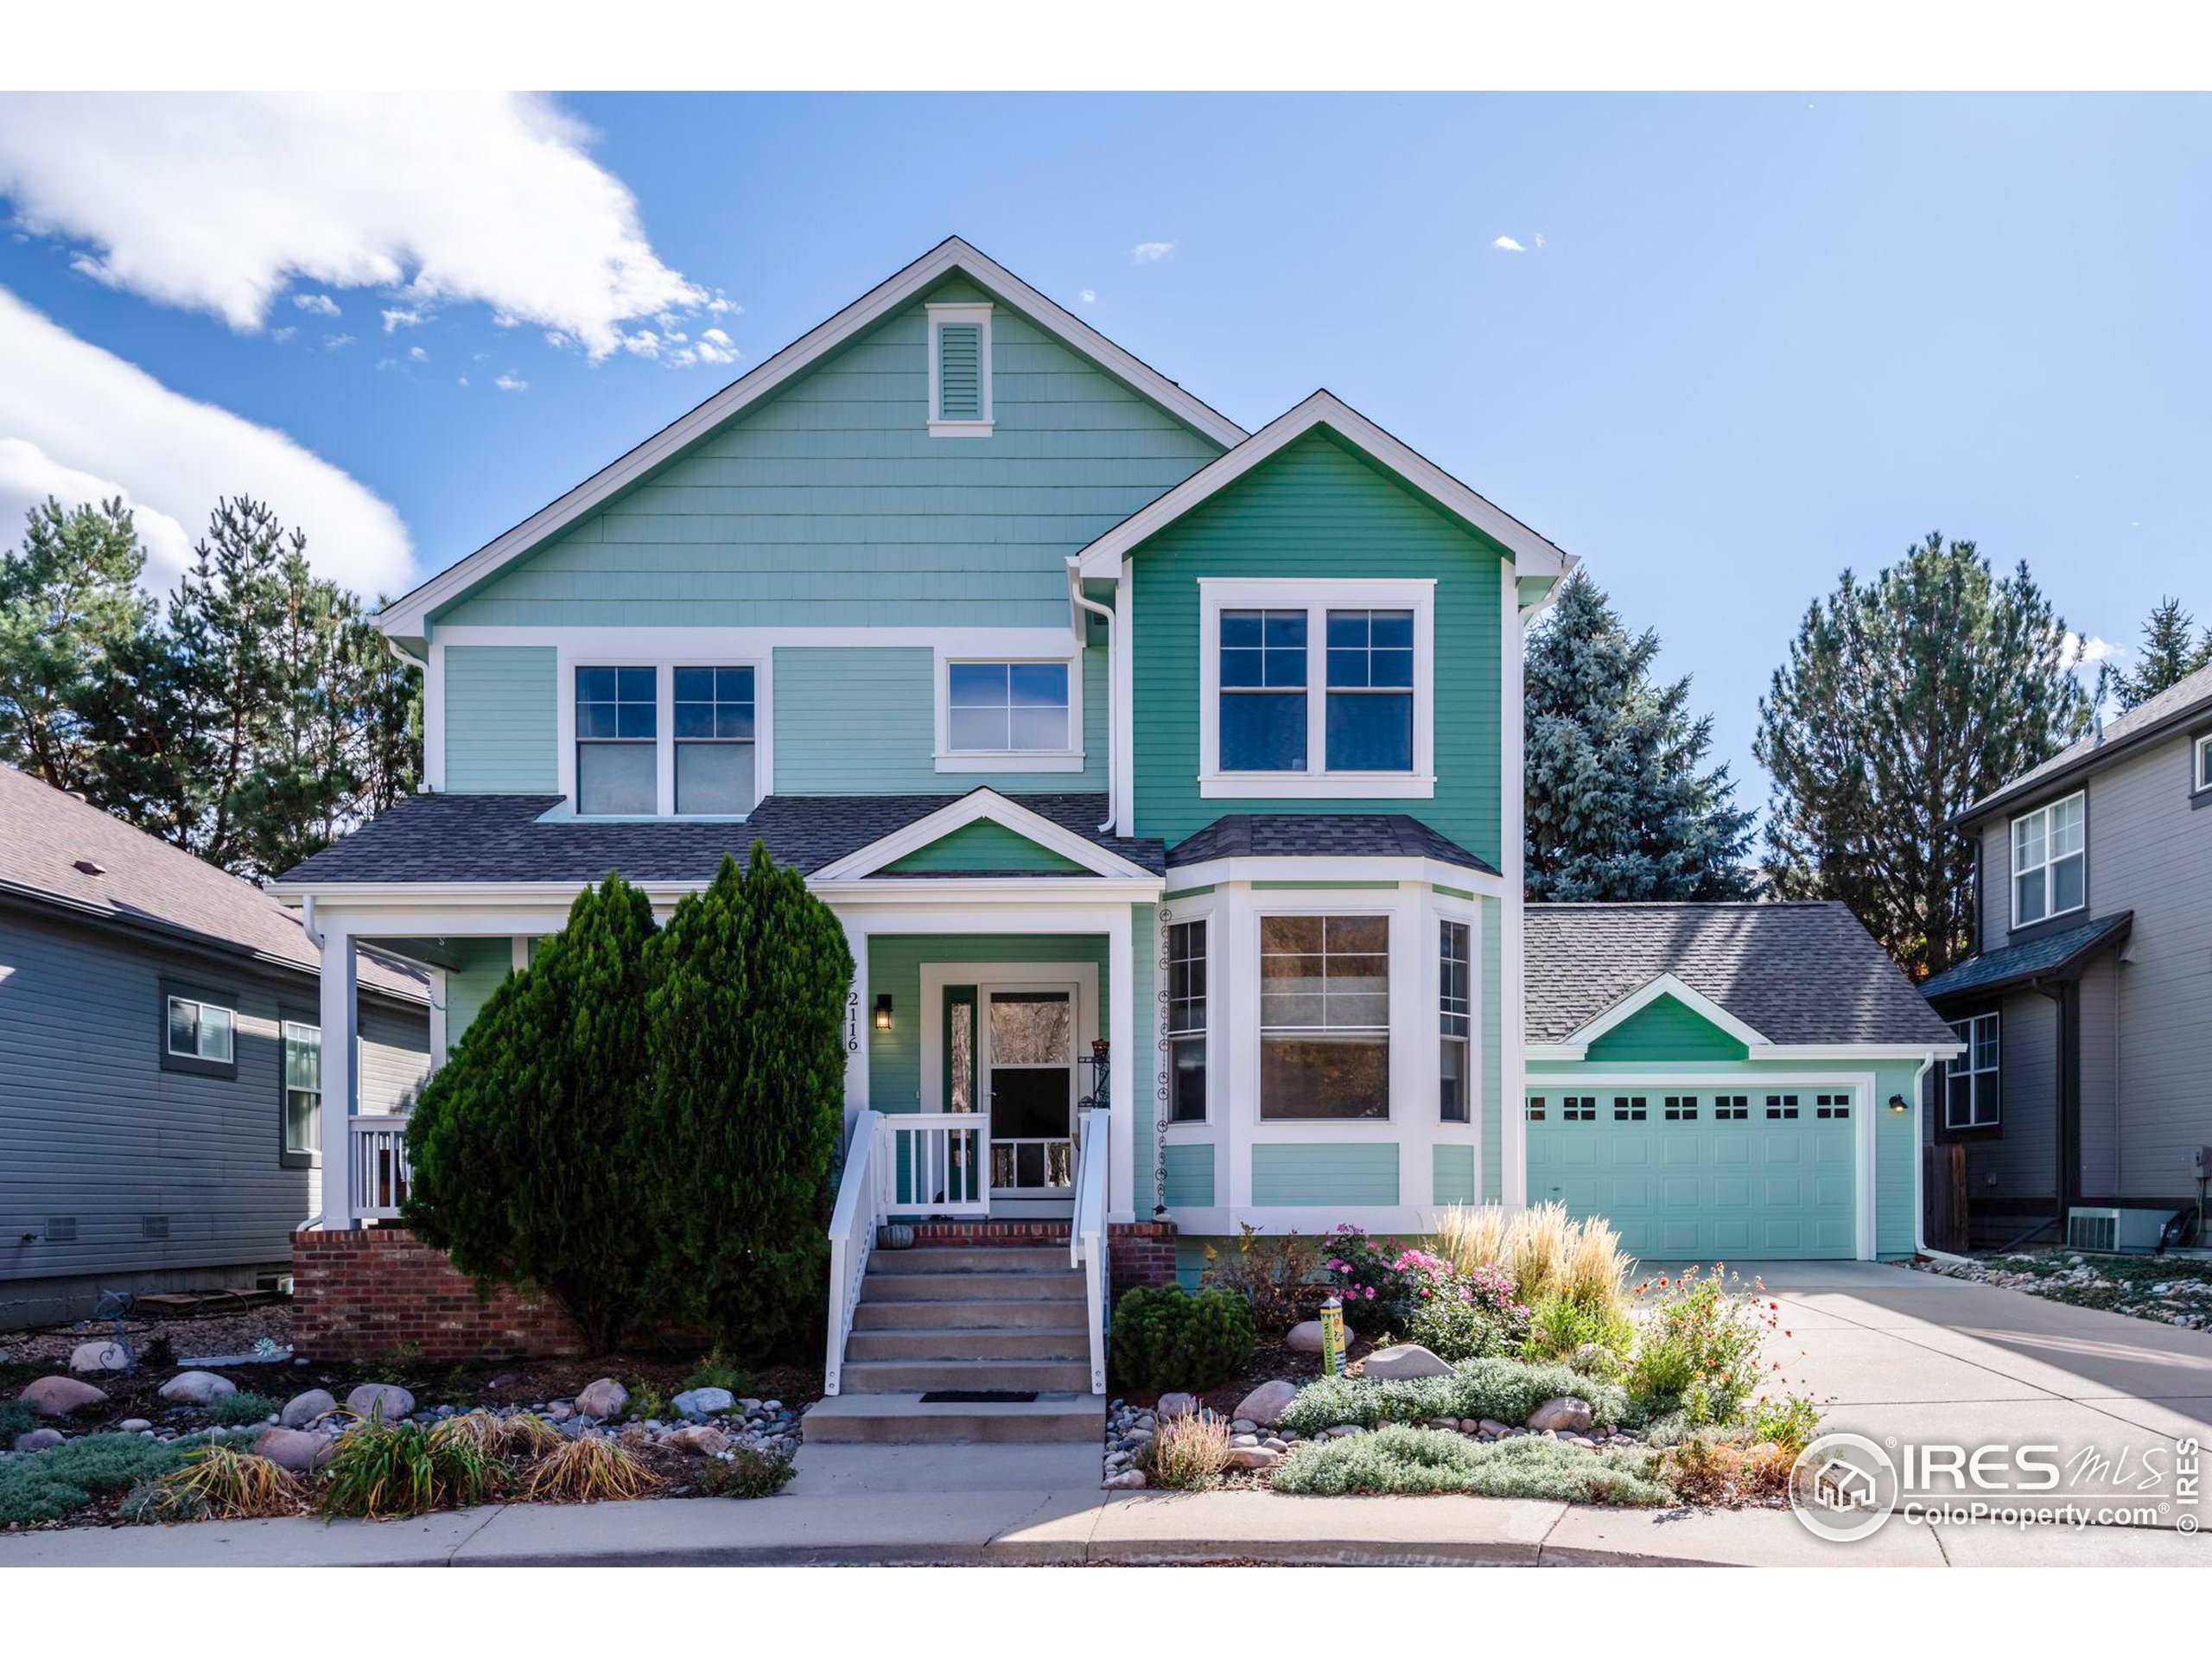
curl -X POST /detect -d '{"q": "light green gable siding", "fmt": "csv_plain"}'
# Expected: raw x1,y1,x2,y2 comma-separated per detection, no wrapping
1585,995,1751,1063
1482,898,1502,1202
1433,1143,1477,1206
866,933,1110,1112
1252,1141,1400,1205
443,647,556,791
772,641,1108,794
442,938,516,1056
432,279,1223,631
1163,1142,1213,1209
882,820,1087,875
1130,902,1157,1214
1128,430,1505,857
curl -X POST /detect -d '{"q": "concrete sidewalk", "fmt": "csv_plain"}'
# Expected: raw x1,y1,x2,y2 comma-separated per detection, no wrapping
3,1487,2206,1567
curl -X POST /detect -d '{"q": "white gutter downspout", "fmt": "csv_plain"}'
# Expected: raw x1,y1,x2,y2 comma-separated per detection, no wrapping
1068,561,1117,835
1911,1052,1974,1266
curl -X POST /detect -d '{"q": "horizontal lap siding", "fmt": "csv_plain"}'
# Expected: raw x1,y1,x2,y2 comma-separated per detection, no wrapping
443,646,556,791
442,938,517,1057
1433,1143,1477,1205
1162,1143,1214,1208
1252,1141,1400,1205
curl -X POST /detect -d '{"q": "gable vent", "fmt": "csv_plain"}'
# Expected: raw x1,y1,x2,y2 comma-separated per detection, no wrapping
938,322,982,421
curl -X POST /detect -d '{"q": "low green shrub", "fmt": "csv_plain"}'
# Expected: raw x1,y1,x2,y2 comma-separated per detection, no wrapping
1200,1224,1327,1334
1750,1392,1821,1458
1271,1425,1674,1504
682,1346,753,1396
696,1446,797,1499
318,1416,494,1519
1277,1357,1626,1439
1522,1292,1635,1365
1109,1285,1255,1393
0,1432,189,1525
1622,1266,1777,1426
206,1391,283,1427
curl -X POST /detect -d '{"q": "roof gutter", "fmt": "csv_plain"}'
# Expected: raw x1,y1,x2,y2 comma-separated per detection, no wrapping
1067,560,1117,835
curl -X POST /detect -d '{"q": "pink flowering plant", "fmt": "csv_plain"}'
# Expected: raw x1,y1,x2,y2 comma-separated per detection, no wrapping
1320,1225,1412,1333
1402,1255,1532,1361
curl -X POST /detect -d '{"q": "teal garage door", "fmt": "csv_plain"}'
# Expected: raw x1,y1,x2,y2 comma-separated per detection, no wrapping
1524,1089,1858,1260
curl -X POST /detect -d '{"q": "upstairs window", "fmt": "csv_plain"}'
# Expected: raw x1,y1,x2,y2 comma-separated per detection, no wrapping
1166,920,1208,1123
167,995,233,1064
2012,790,2084,927
1438,918,1471,1123
575,666,657,816
948,662,1070,753
674,667,756,816
927,303,994,435
1325,610,1415,772
2196,733,2212,794
1946,1013,2000,1129
1219,609,1307,772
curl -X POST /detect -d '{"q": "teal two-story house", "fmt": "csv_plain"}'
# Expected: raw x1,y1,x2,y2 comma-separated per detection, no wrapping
277,238,1955,1398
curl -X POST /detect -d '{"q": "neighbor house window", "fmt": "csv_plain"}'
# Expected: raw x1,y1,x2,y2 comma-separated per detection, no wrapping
926,303,993,435
1325,610,1414,772
1946,1013,2000,1129
1259,914,1389,1120
166,995,233,1064
1166,920,1208,1123
575,666,657,816
2196,733,2212,793
674,667,756,815
1218,609,1308,772
283,1021,321,1156
1438,918,1471,1123
947,662,1070,753
2012,790,2085,926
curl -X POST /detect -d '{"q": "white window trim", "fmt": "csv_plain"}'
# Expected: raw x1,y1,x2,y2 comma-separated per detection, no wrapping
1254,906,1397,1125
167,994,235,1063
926,302,994,437
1198,577,1436,798
2011,788,2086,929
1945,1012,2000,1130
554,652,772,821
1438,914,1474,1126
933,638,1085,773
2195,732,2212,793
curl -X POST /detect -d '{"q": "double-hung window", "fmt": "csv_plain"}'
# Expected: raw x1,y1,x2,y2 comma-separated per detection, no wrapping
674,668,756,815
283,1021,321,1157
1166,921,1208,1123
947,662,1071,754
1438,918,1471,1123
1946,1013,2000,1129
2012,790,2084,926
575,666,657,816
1259,914,1389,1120
2195,733,2212,794
1218,609,1308,771
1325,610,1415,772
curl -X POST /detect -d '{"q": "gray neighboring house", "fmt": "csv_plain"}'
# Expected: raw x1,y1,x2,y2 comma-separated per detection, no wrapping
0,765,431,1329
1922,661,2212,1249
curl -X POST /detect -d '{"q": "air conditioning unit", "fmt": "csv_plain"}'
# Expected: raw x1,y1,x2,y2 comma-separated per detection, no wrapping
2066,1207,2170,1252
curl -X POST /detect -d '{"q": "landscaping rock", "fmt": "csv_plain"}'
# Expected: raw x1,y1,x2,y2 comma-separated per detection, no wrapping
346,1382,416,1422
13,1427,64,1452
253,1427,334,1473
1234,1378,1299,1427
1324,1423,1364,1438
159,1370,236,1406
68,1341,130,1375
1231,1433,1260,1448
1526,1396,1594,1433
117,1419,151,1433
1287,1320,1328,1352
20,1376,109,1418
668,1425,731,1456
1478,1418,1511,1438
1103,1470,1147,1490
1363,1343,1453,1381
280,1389,337,1429
1225,1445,1281,1471
672,1387,734,1418
1155,1390,1197,1419
574,1377,628,1420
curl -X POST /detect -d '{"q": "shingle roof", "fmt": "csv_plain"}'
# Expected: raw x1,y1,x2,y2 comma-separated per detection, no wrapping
1166,813,1498,873
1918,911,2133,1003
276,791,1166,886
1965,660,2212,822
0,765,425,1000
1526,901,1958,1047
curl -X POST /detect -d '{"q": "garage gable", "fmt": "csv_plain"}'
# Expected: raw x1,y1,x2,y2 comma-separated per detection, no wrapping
1585,992,1751,1063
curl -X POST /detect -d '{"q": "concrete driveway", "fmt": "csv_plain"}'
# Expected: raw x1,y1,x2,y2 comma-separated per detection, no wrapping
1707,1261,2212,1523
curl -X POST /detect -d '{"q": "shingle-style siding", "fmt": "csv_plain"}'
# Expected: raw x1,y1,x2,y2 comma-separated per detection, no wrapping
443,645,557,792
0,909,429,1326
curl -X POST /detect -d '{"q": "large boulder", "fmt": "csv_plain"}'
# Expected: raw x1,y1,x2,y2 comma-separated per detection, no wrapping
574,1378,629,1420
279,1389,337,1429
252,1427,335,1473
68,1341,130,1375
1154,1390,1197,1420
1526,1396,1594,1433
1287,1320,1328,1353
158,1370,237,1407
1233,1379,1299,1427
667,1425,731,1456
1224,1445,1281,1471
1363,1344,1453,1381
345,1382,416,1422
21,1376,110,1418
671,1387,734,1418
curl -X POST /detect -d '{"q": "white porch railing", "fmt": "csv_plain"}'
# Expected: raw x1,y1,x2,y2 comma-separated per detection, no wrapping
823,1109,883,1396
348,1114,412,1222
1070,1104,1109,1394
880,1113,989,1217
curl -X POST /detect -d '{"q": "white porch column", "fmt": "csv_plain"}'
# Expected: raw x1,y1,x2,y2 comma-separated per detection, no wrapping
1108,906,1135,1223
838,909,869,1132
317,920,358,1230
427,967,448,1071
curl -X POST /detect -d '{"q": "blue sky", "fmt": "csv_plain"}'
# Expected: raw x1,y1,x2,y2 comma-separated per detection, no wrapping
2,92,2205,814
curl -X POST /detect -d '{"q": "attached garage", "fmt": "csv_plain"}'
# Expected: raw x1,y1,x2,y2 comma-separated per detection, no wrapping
1522,904,1963,1262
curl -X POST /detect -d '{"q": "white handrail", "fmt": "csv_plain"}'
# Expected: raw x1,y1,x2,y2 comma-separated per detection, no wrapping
1071,1104,1109,1394
823,1109,883,1397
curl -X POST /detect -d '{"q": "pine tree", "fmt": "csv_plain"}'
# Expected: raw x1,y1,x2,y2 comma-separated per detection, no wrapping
403,874,660,1351
2110,595,2212,711
1757,532,2092,978
1523,569,1754,900
0,498,149,793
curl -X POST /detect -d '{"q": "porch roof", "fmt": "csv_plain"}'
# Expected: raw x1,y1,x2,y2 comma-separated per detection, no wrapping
275,790,1166,887
1166,811,1498,874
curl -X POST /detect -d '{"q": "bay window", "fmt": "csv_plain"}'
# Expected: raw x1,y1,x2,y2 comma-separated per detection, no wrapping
2012,791,2084,927
1438,918,1471,1122
1166,920,1208,1123
1258,914,1389,1120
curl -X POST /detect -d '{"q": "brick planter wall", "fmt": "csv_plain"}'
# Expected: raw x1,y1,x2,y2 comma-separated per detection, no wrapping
1108,1221,1178,1296
290,1228,586,1363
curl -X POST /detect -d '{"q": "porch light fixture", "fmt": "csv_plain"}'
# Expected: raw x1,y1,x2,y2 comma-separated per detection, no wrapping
874,994,894,1032
1888,1094,1908,1114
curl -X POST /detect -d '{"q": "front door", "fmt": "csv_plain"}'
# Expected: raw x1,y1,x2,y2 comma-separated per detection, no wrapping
982,988,1077,1196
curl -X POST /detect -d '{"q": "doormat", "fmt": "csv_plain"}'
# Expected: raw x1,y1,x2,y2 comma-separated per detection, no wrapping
918,1389,1039,1404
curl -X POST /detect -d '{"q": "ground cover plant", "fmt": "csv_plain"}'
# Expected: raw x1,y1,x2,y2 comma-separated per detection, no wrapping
205,1390,283,1427
1272,1424,1674,1504
696,1446,797,1499
0,1432,192,1525
1277,1357,1628,1437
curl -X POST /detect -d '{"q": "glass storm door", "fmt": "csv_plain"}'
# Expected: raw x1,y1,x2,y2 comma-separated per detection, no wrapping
984,988,1077,1193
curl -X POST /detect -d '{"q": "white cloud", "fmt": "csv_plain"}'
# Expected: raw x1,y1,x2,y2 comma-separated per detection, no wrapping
0,437,195,578
695,327,736,365
292,292,340,316
1535,233,1548,250
1491,235,1526,252
323,332,355,350
0,286,412,594
408,346,428,362
270,325,296,344
380,306,424,332
0,92,703,359
1130,241,1173,263
493,372,526,392
2062,631,2116,668
1079,289,1096,304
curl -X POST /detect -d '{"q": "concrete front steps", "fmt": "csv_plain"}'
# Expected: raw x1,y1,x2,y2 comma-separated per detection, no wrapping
804,1243,1103,1446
